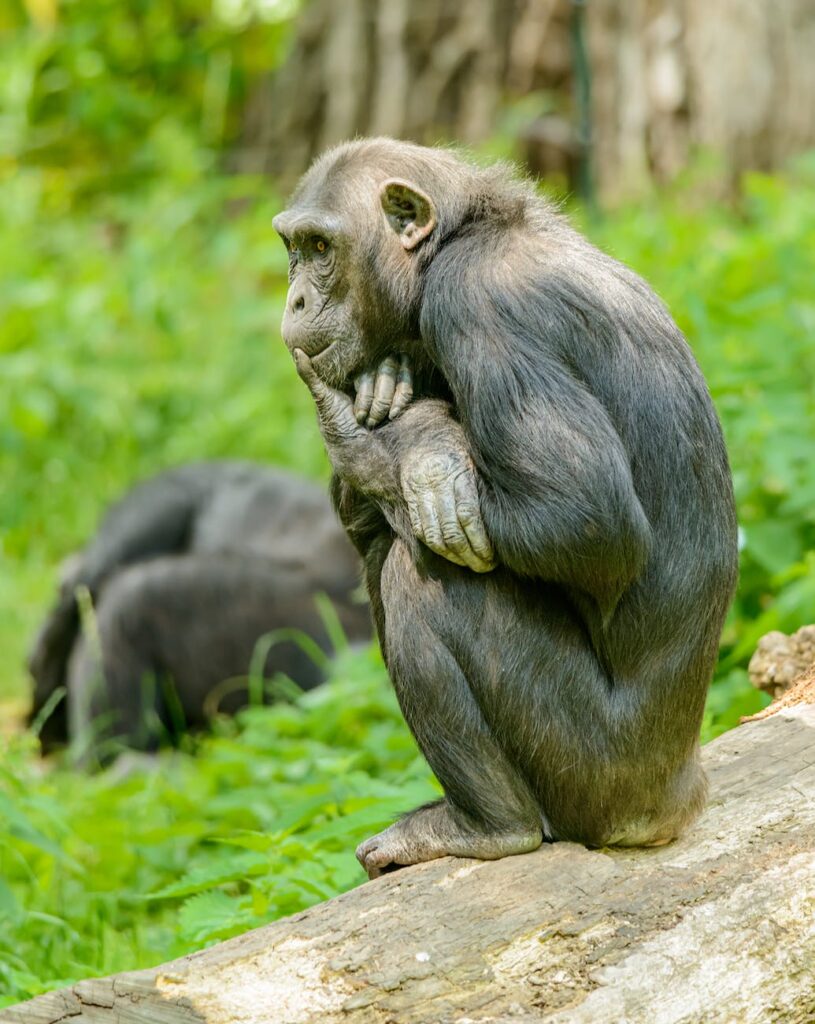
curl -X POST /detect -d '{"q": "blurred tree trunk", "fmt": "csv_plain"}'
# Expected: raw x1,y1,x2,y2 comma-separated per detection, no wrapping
238,0,815,199
237,0,574,187
588,0,815,199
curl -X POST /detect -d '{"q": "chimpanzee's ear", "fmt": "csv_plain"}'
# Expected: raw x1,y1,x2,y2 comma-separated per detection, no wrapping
380,179,437,251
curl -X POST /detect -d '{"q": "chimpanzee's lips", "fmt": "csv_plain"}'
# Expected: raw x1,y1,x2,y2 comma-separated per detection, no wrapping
286,337,333,359
311,339,335,359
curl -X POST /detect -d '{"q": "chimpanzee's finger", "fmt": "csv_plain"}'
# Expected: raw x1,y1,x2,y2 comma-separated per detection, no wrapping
454,472,496,571
389,353,414,421
294,349,357,435
419,488,467,567
417,489,443,553
367,355,400,427
406,483,457,564
293,349,331,402
436,479,488,571
354,370,376,424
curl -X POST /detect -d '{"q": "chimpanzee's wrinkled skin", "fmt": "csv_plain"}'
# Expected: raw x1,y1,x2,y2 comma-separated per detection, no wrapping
28,462,371,756
273,139,738,878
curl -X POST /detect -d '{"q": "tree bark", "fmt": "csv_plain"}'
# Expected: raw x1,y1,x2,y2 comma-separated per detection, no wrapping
4,701,815,1024
235,0,574,187
239,0,815,199
586,0,815,200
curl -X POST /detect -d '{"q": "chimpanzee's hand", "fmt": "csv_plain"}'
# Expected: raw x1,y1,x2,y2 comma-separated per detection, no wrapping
402,446,496,573
294,349,396,496
296,350,493,571
353,354,413,427
294,349,365,446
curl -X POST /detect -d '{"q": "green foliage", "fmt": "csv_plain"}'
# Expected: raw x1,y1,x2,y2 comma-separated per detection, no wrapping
0,646,438,1005
9,156,814,724
0,0,297,193
7,156,815,999
0,167,328,697
2,9,815,997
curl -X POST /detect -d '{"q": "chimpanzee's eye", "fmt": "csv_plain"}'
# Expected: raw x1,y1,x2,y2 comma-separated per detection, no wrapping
315,238,327,254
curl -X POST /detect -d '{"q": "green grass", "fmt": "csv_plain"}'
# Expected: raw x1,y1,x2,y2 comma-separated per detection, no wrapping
2,156,815,1003
0,647,438,1003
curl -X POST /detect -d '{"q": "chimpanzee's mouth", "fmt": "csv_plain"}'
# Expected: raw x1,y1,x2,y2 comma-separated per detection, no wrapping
288,337,333,359
311,339,335,359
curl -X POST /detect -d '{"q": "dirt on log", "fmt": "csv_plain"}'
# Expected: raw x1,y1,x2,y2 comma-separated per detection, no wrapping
3,703,815,1024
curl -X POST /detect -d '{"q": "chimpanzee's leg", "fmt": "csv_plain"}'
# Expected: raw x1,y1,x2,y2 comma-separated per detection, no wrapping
357,540,707,876
67,554,366,760
356,541,543,877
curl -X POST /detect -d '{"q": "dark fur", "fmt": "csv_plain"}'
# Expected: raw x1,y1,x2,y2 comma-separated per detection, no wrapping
28,461,370,755
276,139,738,850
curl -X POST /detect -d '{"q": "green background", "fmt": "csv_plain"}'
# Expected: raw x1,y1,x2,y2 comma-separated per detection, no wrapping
1,0,814,1004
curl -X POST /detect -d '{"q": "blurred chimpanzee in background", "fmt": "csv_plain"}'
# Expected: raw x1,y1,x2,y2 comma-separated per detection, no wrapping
28,461,371,757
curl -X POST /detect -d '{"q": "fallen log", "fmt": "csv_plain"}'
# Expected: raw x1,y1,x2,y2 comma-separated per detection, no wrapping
4,701,815,1024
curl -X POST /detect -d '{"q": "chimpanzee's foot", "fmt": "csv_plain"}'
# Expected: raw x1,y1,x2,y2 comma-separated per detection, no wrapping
355,800,542,879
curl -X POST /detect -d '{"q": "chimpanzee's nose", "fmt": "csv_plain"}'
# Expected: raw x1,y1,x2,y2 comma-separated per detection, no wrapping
289,292,305,315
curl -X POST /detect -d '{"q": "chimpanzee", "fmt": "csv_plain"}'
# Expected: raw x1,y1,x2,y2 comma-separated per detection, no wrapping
28,461,371,756
273,138,738,878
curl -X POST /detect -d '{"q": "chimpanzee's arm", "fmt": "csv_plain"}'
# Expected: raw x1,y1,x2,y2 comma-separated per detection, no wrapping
296,338,649,609
419,249,654,606
329,474,390,557
74,467,211,594
293,352,494,573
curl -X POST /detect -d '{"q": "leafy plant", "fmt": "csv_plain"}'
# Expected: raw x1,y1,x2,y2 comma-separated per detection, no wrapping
3,10,815,998
0,646,438,1006
1,0,298,194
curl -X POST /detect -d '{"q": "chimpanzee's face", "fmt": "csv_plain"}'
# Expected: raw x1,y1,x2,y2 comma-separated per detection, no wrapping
272,202,368,389
273,158,438,389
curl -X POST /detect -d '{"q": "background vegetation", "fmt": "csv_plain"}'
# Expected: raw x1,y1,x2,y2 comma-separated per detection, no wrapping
1,0,814,1007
